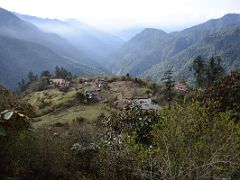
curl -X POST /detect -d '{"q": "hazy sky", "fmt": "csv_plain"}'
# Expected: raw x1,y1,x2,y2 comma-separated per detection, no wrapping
0,0,240,31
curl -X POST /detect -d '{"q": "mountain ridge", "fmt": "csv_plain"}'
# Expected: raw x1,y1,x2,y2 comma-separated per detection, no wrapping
0,7,104,90
108,13,240,82
16,13,124,65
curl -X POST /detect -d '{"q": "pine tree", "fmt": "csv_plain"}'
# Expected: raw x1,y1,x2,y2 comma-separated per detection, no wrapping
27,71,38,83
40,70,51,78
192,55,225,90
193,55,206,89
18,79,26,92
206,56,225,86
161,70,175,109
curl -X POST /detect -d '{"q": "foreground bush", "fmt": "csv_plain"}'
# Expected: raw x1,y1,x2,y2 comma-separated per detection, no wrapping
0,122,100,179
152,101,240,179
98,101,240,179
1,100,240,179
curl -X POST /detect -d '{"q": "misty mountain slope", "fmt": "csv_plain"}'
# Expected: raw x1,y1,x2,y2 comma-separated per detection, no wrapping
143,25,240,82
167,14,240,54
0,7,105,90
108,13,240,80
0,7,101,69
17,14,124,64
109,28,174,75
0,35,100,90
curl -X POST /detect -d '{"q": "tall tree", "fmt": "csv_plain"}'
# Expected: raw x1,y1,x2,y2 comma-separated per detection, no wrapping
27,71,38,83
161,70,175,110
192,55,225,90
193,56,206,89
40,70,51,78
54,66,61,78
54,66,72,80
18,79,26,93
206,56,225,86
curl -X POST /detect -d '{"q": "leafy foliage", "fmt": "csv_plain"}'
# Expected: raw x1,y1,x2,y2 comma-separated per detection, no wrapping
204,70,240,120
40,70,51,78
151,101,240,179
104,105,161,146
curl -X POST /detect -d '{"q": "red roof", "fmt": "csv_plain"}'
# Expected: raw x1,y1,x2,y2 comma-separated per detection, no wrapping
175,82,188,91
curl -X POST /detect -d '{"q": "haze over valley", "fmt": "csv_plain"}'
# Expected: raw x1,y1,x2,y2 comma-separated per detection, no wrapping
0,2,240,89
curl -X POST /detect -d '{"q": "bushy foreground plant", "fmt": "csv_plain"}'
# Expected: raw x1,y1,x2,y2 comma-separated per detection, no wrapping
97,101,240,179
0,122,100,179
1,100,240,179
152,101,240,179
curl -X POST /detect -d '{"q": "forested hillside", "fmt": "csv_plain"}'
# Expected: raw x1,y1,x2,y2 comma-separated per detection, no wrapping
108,14,240,82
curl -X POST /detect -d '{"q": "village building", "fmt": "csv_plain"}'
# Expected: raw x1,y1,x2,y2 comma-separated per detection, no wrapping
50,79,70,87
175,82,188,92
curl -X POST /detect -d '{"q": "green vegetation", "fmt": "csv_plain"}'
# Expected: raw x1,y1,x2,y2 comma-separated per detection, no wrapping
54,66,73,80
192,55,225,89
34,104,110,127
1,96,240,179
2,6,240,179
1,65,240,179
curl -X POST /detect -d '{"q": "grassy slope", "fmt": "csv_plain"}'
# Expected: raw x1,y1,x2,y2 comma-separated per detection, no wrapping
33,104,110,127
23,78,151,127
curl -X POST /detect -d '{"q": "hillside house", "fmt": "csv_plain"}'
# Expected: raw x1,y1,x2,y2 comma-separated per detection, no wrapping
50,79,70,86
175,82,188,92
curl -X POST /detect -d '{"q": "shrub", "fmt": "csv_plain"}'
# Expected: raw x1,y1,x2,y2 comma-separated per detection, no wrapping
0,122,101,179
97,100,240,179
58,86,70,92
152,101,240,179
204,71,240,120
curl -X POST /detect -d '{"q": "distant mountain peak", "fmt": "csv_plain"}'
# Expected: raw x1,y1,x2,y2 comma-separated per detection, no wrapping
108,13,240,81
142,28,166,33
222,13,240,18
130,28,167,41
